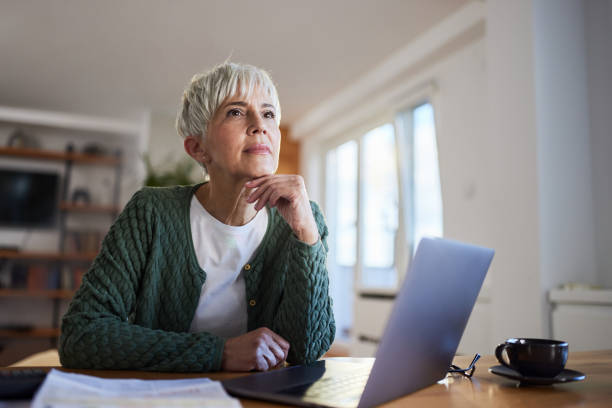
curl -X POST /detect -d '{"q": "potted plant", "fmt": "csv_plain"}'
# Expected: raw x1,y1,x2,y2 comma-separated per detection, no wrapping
142,154,201,187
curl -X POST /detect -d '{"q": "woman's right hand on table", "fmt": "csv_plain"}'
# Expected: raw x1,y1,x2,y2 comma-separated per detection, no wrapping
221,327,290,371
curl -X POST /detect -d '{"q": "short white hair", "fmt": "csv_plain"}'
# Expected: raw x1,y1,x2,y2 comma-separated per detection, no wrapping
176,62,281,141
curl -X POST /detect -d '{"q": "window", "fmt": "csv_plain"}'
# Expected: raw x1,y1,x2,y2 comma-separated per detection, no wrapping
326,141,358,267
324,101,443,340
360,123,399,288
325,140,358,340
399,103,443,251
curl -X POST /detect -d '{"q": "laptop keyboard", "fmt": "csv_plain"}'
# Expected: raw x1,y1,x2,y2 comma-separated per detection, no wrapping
302,371,369,401
0,368,47,399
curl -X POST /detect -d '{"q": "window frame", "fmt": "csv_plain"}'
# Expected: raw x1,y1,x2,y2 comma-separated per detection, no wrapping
320,85,440,297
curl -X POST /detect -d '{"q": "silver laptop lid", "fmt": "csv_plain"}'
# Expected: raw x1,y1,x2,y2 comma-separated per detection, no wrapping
359,237,494,408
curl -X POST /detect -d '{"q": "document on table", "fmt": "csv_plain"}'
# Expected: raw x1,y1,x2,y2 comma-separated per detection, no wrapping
32,369,242,408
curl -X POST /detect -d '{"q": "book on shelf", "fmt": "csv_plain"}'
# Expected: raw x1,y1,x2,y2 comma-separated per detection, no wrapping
60,265,72,291
0,262,74,292
59,265,89,291
48,266,61,289
25,265,60,290
27,265,47,290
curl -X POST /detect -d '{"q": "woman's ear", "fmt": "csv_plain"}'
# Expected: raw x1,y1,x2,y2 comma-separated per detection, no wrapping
184,135,209,164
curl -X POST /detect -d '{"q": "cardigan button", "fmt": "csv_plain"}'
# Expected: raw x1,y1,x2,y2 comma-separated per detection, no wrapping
244,264,251,271
249,299,256,307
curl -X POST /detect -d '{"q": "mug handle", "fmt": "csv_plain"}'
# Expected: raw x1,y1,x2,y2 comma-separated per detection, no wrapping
495,343,512,368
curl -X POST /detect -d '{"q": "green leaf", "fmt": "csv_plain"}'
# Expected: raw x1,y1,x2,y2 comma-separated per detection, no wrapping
142,154,199,187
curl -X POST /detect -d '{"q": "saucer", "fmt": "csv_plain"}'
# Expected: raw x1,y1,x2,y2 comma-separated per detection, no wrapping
489,365,586,385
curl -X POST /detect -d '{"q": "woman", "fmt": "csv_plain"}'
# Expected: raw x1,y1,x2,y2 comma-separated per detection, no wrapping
59,63,335,372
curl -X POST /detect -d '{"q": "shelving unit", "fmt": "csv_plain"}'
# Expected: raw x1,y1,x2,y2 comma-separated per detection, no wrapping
0,144,122,347
0,106,143,365
0,146,121,165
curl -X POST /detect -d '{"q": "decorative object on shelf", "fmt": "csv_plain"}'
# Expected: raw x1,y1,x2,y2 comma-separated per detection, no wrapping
82,143,108,156
6,128,41,149
70,188,91,205
143,154,199,187
0,168,60,229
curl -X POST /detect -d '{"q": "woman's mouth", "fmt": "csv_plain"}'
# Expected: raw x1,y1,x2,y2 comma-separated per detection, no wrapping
244,144,271,154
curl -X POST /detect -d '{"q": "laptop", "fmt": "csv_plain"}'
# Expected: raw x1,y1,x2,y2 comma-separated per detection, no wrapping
222,237,494,408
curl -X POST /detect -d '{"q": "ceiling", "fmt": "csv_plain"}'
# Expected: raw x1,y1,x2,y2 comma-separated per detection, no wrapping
0,0,470,126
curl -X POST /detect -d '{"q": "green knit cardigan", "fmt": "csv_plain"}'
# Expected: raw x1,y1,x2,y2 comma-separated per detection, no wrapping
59,184,335,372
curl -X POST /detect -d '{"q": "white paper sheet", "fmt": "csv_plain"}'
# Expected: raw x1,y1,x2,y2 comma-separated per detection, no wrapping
31,369,242,408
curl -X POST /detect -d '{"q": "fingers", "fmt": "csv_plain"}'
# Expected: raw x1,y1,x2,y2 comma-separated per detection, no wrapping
245,177,279,205
222,328,289,372
256,345,276,371
255,358,268,371
254,328,290,371
268,190,283,207
253,185,276,211
268,330,290,360
246,176,299,210
245,176,270,188
244,175,317,244
267,336,287,364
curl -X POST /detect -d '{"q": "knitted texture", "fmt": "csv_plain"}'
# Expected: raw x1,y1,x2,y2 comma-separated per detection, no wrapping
59,184,335,372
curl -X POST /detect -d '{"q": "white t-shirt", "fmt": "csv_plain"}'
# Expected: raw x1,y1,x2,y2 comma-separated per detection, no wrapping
188,195,268,338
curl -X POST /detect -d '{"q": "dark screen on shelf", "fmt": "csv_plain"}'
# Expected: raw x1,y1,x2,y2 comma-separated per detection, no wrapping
0,168,60,228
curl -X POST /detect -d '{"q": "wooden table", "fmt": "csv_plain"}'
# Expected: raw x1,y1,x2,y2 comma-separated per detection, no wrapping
2,350,611,407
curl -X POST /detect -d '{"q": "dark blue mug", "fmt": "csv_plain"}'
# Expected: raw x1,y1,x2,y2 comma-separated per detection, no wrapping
495,338,568,377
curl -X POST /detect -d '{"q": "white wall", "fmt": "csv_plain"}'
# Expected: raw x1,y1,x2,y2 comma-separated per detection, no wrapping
533,0,598,336
484,0,546,342
428,37,494,354
585,0,612,288
147,112,184,170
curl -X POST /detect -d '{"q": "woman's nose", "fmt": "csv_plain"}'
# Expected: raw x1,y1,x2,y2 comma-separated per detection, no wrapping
247,114,267,136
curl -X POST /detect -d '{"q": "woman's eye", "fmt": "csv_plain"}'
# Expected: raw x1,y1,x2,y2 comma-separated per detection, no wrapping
228,109,243,117
263,110,276,119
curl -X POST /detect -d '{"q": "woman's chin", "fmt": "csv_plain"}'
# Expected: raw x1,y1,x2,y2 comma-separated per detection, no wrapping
249,169,276,179
244,165,277,179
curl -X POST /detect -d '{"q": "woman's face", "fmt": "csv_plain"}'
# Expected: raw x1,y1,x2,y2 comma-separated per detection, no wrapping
203,86,280,181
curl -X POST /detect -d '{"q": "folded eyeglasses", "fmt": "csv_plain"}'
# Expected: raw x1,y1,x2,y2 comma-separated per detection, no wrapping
448,353,481,378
